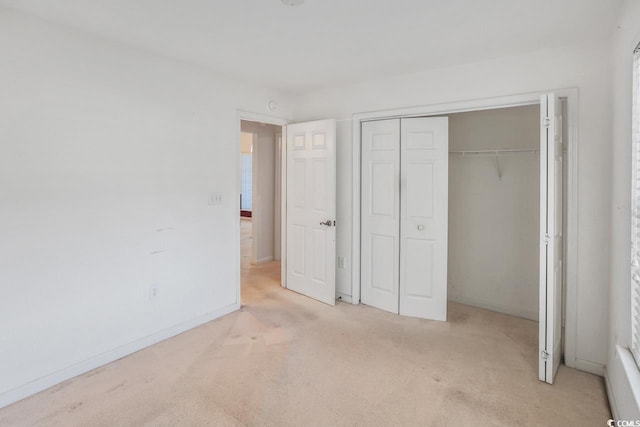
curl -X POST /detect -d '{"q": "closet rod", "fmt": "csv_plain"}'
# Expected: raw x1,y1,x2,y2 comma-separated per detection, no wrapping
448,148,539,180
448,148,539,156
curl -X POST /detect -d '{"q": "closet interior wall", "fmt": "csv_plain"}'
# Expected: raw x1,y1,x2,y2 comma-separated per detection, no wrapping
447,105,540,321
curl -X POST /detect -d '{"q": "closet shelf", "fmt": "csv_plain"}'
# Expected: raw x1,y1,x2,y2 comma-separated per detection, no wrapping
448,148,539,180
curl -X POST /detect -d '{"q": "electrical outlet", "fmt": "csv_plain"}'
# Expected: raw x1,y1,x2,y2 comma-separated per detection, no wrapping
208,192,224,205
149,285,159,301
337,256,345,269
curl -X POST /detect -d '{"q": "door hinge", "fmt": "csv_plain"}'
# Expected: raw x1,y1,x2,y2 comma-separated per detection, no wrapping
543,116,551,128
543,233,551,245
541,350,550,361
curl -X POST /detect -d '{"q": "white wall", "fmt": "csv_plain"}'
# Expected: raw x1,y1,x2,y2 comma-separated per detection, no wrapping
241,121,280,264
294,41,612,373
0,7,292,408
608,0,640,419
448,106,540,321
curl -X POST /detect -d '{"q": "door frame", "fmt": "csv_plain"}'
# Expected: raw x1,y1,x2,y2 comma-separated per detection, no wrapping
350,88,580,371
236,111,289,308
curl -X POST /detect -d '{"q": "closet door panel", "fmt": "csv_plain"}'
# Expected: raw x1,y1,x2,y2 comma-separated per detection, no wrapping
369,234,396,293
403,238,434,298
361,119,400,313
400,117,449,321
405,161,435,230
539,93,563,384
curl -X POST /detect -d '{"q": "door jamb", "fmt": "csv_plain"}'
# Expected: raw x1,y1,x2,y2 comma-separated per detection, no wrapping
236,111,289,309
351,88,579,370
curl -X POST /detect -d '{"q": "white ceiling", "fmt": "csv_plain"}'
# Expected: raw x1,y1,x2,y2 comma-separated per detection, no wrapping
0,0,623,94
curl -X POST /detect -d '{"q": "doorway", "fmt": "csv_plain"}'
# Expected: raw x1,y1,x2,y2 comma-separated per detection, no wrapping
235,113,338,309
239,119,284,303
352,90,577,384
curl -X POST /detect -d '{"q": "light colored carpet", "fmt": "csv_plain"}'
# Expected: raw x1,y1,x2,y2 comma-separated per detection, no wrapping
0,219,610,426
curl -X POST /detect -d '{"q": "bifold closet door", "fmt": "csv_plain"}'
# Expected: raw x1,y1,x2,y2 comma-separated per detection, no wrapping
399,117,449,321
539,93,563,384
361,117,449,320
361,119,401,313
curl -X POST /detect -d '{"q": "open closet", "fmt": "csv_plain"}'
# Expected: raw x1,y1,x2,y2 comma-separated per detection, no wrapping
447,105,541,322
359,94,566,384
448,100,566,385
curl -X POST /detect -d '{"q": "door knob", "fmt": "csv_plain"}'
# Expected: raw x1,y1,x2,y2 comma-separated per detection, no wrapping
320,220,333,226
417,224,424,231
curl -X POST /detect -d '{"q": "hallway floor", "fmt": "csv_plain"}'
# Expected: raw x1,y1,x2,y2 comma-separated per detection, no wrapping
0,219,610,426
241,218,282,305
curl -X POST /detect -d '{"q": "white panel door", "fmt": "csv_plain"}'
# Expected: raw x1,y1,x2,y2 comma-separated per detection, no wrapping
286,119,336,305
539,94,563,383
360,119,401,313
399,117,449,321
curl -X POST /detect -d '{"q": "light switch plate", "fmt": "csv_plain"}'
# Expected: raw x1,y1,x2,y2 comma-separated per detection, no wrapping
209,192,224,205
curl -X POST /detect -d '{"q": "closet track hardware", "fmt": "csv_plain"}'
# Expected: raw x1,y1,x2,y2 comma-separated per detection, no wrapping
449,148,539,180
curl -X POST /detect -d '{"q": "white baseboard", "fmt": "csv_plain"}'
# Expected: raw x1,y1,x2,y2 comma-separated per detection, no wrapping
448,295,538,321
336,292,352,304
256,256,274,264
0,302,239,409
605,367,620,421
575,358,605,377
